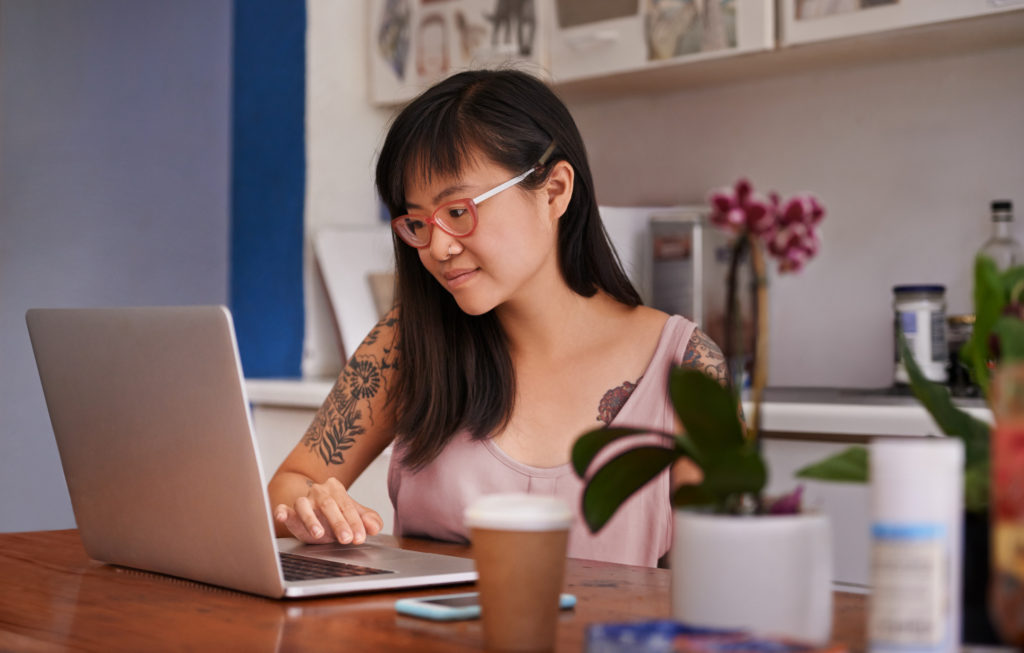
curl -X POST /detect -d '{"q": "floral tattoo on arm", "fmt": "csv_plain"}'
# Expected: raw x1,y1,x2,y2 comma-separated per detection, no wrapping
302,315,398,466
681,328,728,384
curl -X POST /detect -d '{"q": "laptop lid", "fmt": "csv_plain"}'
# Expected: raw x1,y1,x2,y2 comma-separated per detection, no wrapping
26,306,476,598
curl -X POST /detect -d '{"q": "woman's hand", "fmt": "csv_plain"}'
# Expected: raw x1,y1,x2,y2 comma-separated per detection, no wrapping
273,477,383,545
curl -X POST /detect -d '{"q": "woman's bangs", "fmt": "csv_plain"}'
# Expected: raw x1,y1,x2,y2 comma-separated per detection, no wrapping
396,119,480,210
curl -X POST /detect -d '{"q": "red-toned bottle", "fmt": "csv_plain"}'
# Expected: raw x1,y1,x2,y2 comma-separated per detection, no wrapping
989,365,1024,646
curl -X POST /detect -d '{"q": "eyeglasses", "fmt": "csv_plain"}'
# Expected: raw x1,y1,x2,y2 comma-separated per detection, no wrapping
391,142,557,249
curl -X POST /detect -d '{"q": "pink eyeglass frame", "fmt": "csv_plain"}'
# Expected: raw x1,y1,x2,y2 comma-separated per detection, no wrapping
391,142,557,248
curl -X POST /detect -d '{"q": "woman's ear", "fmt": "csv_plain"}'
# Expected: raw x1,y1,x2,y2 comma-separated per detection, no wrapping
544,160,574,221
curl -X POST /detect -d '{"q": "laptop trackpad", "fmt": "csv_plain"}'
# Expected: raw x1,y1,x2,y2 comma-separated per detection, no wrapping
278,536,474,574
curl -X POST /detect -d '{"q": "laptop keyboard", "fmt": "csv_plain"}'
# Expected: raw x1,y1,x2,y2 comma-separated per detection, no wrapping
279,552,394,582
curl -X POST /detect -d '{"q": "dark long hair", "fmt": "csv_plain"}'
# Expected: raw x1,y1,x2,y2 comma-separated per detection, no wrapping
376,69,641,469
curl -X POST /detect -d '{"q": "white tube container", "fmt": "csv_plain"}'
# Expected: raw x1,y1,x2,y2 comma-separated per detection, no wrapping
869,438,964,653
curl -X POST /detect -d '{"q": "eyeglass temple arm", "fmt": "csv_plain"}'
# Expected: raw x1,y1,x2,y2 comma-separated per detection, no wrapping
472,141,558,204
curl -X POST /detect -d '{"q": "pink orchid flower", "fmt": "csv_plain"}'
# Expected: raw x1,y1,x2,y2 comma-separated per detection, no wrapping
710,180,826,274
709,179,776,238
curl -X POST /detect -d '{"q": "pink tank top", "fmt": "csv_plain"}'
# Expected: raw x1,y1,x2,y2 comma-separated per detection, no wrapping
387,315,697,567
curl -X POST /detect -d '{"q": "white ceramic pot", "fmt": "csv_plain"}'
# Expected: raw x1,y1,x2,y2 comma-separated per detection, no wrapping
670,510,833,644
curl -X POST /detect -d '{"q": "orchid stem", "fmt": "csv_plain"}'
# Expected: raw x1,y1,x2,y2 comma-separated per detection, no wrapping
724,235,749,401
749,240,768,446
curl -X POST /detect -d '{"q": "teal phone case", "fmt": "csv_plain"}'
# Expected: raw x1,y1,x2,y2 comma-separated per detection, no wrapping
395,592,576,621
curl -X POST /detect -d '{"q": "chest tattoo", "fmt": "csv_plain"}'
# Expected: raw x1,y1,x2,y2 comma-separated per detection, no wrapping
597,379,640,426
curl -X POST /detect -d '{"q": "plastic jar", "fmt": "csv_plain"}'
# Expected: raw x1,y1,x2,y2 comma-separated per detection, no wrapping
893,285,947,384
868,438,964,652
947,314,978,396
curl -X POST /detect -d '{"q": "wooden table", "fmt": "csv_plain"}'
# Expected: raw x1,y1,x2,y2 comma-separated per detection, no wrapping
0,530,865,651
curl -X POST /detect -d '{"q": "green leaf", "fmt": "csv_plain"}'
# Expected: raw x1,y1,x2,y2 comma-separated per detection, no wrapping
991,316,1024,363
967,255,1004,394
670,462,766,513
901,336,991,469
1000,266,1024,302
580,446,678,533
668,367,745,458
795,446,869,483
571,427,674,477
699,447,767,502
671,483,718,509
964,460,990,514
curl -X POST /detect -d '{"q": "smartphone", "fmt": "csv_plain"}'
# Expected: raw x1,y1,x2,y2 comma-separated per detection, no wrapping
395,592,576,621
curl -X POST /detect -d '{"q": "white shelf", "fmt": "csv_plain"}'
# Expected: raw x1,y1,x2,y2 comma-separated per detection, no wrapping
245,378,334,409
747,399,991,438
552,10,1024,103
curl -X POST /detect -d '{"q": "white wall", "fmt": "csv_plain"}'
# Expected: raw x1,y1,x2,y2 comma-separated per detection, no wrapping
567,44,1024,388
302,0,394,377
305,9,1023,389
0,0,232,532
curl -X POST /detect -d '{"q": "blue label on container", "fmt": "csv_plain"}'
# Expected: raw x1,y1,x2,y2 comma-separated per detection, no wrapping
870,521,952,651
872,522,946,540
900,312,917,334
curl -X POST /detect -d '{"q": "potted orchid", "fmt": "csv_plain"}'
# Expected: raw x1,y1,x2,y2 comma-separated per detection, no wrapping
572,179,831,642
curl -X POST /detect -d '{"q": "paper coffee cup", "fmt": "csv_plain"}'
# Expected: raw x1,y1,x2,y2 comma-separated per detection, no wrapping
465,494,572,651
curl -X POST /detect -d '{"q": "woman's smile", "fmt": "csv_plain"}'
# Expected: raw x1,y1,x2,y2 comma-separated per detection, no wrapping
443,266,479,289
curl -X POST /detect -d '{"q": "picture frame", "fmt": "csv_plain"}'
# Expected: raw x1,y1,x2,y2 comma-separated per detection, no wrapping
778,0,1024,46
547,0,775,83
368,0,549,106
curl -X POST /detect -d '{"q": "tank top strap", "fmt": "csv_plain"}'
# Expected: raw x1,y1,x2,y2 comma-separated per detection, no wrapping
664,314,698,367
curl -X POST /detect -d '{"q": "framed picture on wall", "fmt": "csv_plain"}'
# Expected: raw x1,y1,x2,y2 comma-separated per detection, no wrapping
548,0,775,83
368,0,549,106
778,0,1024,46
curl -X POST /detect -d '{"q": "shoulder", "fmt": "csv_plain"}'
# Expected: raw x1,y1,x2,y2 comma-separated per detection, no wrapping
350,308,399,359
679,326,728,385
338,308,400,395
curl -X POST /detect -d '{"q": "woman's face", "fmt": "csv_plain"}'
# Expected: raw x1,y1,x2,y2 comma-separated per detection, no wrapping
402,154,565,316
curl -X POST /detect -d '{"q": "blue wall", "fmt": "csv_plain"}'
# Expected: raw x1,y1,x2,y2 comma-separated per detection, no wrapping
230,0,307,378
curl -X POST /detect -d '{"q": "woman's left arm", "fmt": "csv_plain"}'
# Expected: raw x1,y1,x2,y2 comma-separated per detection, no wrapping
679,327,729,384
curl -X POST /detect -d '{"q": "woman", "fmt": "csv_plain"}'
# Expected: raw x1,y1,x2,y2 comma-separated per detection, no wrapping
268,69,727,567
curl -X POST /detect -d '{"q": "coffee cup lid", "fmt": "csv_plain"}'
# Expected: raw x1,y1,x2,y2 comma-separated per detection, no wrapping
464,493,573,532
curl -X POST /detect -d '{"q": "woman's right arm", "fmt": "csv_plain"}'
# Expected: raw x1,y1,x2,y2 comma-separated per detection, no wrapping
267,309,400,544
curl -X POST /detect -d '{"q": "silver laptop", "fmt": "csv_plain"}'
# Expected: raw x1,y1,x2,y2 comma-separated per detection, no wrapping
26,306,477,598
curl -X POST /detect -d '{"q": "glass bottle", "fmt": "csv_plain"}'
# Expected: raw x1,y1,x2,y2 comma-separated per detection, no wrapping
978,200,1022,270
988,363,1024,646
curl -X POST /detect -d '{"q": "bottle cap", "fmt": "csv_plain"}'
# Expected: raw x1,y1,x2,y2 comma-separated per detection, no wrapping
992,200,1013,221
893,284,945,295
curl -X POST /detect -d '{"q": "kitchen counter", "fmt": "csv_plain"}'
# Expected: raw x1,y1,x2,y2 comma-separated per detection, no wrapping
744,386,990,440
246,378,991,440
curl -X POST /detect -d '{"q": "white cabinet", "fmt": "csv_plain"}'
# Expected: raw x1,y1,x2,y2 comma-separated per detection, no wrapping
548,0,775,82
366,1,1024,105
368,0,550,105
778,0,1024,46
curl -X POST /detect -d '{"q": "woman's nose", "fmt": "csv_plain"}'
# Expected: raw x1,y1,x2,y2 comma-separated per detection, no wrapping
427,227,460,261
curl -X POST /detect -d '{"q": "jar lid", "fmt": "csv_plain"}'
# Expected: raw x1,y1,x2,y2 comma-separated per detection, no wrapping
893,284,945,294
947,314,975,326
992,200,1013,212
